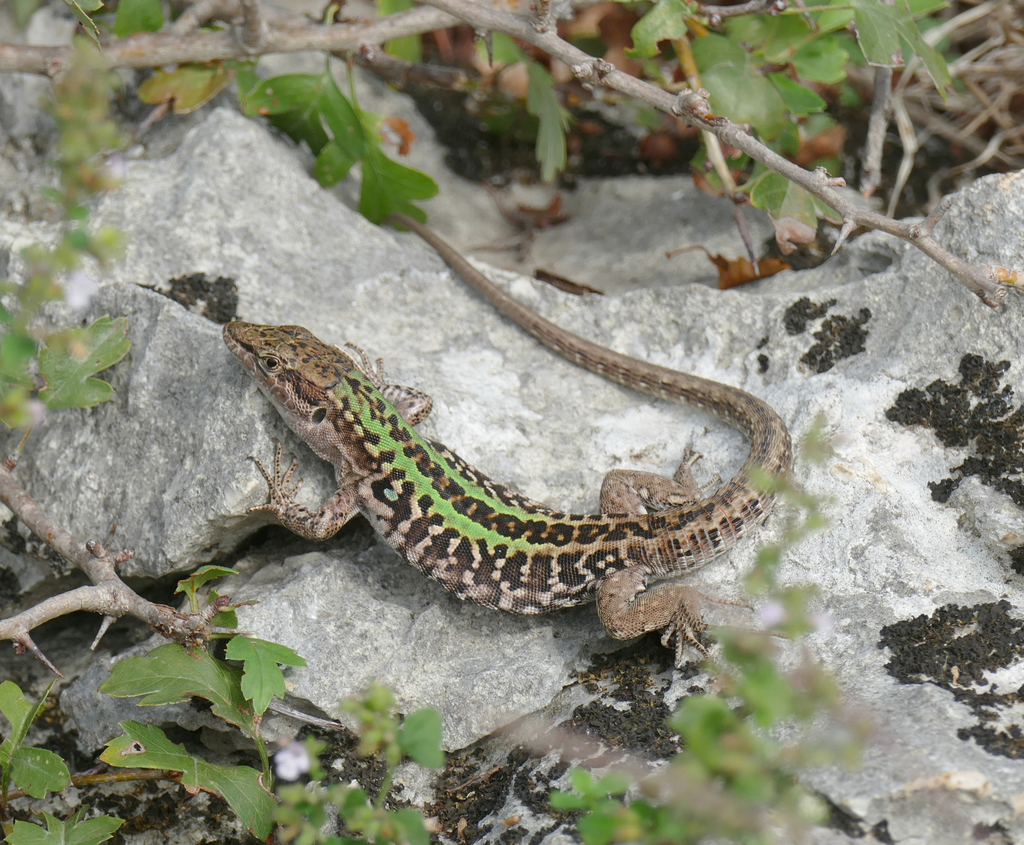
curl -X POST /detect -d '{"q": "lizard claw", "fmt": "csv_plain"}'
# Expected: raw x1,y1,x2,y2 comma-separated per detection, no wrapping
247,441,302,517
660,591,712,666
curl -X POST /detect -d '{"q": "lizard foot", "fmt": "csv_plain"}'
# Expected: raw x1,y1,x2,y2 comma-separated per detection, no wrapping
247,440,302,518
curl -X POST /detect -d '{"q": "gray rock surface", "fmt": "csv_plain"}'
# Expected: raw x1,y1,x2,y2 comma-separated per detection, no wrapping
0,46,1022,845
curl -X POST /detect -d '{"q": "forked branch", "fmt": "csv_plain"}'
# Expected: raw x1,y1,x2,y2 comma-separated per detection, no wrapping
0,457,228,675
0,0,1018,305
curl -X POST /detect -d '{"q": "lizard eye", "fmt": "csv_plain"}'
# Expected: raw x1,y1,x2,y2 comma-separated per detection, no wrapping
311,408,327,424
260,355,281,372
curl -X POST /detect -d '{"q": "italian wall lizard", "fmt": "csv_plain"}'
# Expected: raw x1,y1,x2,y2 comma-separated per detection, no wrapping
223,216,793,664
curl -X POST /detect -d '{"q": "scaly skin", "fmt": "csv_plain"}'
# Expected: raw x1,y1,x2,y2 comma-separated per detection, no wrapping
224,219,792,664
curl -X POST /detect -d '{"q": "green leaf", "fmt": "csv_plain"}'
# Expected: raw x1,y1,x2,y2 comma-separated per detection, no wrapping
233,60,261,104
10,746,71,799
358,144,438,225
98,643,258,738
396,708,444,768
225,636,307,715
138,64,234,114
907,0,948,13
525,62,569,183
577,809,621,845
851,0,950,92
392,808,430,845
0,680,34,741
0,330,40,384
549,789,588,810
175,565,239,608
101,722,275,839
60,0,102,47
316,76,367,164
314,140,359,187
626,0,690,60
113,0,164,37
7,813,123,845
747,170,819,225
485,32,525,65
692,34,787,139
791,38,849,84
38,316,131,410
243,73,348,157
768,73,826,117
378,0,422,62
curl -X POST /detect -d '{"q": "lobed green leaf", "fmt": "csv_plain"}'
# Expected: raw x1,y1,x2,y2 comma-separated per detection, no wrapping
225,636,307,715
7,812,123,845
625,0,690,60
38,316,131,410
175,565,239,608
525,62,569,183
101,722,274,839
359,144,438,224
396,708,444,768
98,643,258,737
113,0,164,37
851,0,950,93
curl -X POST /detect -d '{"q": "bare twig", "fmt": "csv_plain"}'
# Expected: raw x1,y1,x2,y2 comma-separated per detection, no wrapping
352,44,469,90
859,66,891,199
0,7,461,75
169,0,235,34
0,0,1017,305
415,0,1020,307
0,463,229,674
699,0,785,23
237,0,265,51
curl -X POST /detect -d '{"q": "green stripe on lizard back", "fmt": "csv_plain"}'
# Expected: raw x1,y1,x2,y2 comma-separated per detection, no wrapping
225,316,783,616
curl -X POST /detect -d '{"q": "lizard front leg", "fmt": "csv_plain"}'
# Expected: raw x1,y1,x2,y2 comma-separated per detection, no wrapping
249,442,362,540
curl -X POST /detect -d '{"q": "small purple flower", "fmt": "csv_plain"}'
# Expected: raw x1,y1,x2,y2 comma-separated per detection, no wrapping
274,741,311,781
758,600,786,626
64,270,99,312
26,399,46,426
106,153,128,180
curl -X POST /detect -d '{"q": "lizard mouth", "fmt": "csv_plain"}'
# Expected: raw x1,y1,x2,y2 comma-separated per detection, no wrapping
223,321,257,366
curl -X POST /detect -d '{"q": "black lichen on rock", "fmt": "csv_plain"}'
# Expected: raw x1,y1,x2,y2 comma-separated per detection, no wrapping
880,601,1024,758
885,354,1024,506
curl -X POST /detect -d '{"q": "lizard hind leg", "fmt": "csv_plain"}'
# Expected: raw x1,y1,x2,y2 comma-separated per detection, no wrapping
599,448,717,514
596,569,752,666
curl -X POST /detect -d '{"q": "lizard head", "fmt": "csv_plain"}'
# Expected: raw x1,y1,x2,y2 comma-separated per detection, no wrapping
224,321,369,466
223,321,349,396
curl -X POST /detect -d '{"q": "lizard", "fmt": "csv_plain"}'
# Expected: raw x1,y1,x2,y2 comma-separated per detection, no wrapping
223,215,793,665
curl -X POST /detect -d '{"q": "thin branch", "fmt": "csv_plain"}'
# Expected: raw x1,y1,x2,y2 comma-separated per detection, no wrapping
237,0,265,51
0,0,1017,305
415,0,1022,307
0,7,460,75
169,0,235,34
859,66,891,199
699,0,786,22
0,462,229,673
